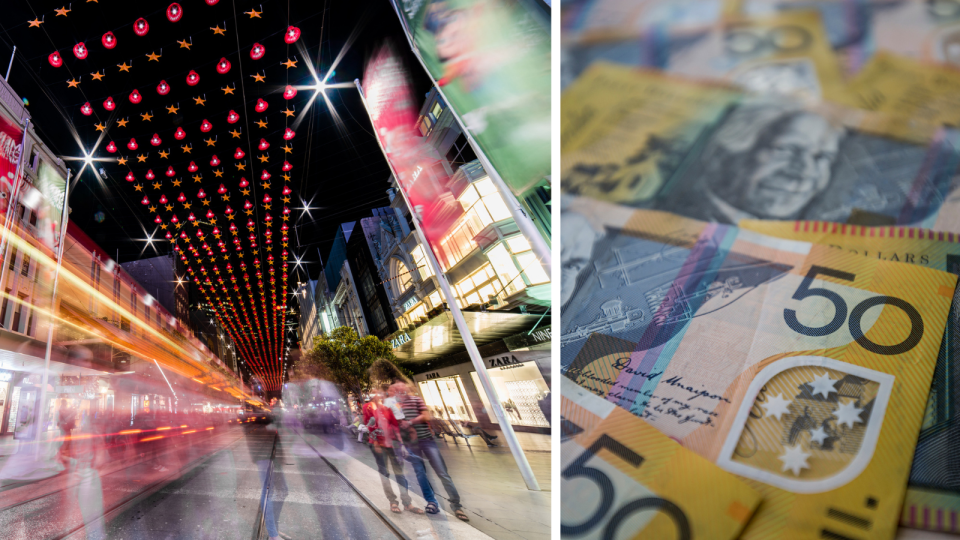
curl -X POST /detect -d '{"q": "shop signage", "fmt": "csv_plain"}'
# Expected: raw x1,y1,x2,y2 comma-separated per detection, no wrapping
503,325,551,351
487,354,522,368
390,333,411,349
402,296,419,312
0,371,12,382
425,372,441,380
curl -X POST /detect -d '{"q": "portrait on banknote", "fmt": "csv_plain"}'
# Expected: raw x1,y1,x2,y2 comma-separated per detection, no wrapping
655,97,960,227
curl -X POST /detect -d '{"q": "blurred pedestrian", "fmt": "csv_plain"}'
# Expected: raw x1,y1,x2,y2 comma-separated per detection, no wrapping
395,381,469,521
363,386,421,515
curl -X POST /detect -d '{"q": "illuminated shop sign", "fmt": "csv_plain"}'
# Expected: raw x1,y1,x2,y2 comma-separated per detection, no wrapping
390,333,411,349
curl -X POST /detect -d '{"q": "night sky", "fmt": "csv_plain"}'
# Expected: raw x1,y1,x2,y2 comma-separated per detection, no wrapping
0,0,434,388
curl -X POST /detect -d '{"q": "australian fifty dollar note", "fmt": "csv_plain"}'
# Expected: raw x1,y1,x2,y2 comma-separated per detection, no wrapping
560,196,957,538
561,377,761,539
738,219,960,533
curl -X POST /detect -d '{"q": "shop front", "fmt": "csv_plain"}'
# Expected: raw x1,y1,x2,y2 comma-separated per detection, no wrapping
413,349,550,434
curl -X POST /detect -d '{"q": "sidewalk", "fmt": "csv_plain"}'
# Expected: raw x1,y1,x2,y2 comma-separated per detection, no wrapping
296,425,551,540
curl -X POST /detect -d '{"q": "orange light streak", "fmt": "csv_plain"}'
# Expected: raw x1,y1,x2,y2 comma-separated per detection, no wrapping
140,435,165,442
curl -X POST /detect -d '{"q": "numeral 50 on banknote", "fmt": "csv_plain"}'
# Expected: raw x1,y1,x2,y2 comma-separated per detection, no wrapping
786,265,923,355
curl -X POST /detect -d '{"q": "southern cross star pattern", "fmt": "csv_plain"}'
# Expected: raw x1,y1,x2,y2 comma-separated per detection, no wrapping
758,371,868,476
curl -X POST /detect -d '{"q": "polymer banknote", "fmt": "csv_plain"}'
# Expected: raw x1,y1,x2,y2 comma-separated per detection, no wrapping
737,219,960,533
560,195,957,538
562,10,847,102
652,93,960,233
561,63,740,204
843,52,960,133
561,377,761,539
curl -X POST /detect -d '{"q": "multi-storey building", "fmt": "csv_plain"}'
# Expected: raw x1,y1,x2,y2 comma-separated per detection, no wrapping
362,88,553,434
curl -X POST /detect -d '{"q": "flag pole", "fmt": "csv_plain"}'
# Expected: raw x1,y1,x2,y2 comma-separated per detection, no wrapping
34,167,72,457
355,79,540,491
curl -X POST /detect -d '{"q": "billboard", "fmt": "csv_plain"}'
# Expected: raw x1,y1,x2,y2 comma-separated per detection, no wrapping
0,115,24,219
391,0,550,198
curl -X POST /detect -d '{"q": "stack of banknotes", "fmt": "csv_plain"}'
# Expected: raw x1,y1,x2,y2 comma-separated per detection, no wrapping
560,1,960,538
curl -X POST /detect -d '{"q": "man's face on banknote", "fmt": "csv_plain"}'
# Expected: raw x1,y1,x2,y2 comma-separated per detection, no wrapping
736,112,840,218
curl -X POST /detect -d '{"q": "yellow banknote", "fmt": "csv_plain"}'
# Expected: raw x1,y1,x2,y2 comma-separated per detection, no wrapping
561,196,957,538
843,52,960,134
561,377,761,539
737,219,960,534
561,63,740,205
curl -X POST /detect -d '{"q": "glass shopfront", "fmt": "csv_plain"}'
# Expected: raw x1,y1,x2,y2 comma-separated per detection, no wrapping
471,361,549,428
418,375,477,424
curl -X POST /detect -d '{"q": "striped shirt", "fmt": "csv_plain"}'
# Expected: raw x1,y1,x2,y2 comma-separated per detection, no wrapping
401,394,433,441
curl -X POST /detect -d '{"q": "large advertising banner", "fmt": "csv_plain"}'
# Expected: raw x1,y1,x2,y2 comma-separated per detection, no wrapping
0,116,24,219
391,0,550,198
363,43,451,248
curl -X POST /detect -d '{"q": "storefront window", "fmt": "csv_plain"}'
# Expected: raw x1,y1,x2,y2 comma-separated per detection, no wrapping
406,302,427,322
470,361,550,428
428,291,442,309
418,376,477,424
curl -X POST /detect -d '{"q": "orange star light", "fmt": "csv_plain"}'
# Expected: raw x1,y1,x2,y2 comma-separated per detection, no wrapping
229,129,241,139
94,123,105,132
166,104,179,114
245,8,262,18
181,145,192,153
204,138,216,147
117,118,129,127
282,108,295,118
211,26,226,36
117,62,131,72
251,73,266,83
158,149,170,159
194,96,206,106
146,51,161,62
27,19,43,28
255,119,268,129
118,157,128,165
54,6,70,16
281,58,298,69
91,71,104,81
178,39,192,50
67,78,80,88
141,111,153,122
222,86,235,95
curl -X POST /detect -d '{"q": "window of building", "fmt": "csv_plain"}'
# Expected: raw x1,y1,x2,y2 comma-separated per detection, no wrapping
20,255,29,277
130,290,136,315
445,134,477,169
438,177,512,270
28,211,37,227
11,294,25,332
411,245,433,280
0,289,9,327
428,290,442,309
454,263,503,308
483,235,550,305
431,101,444,121
406,302,428,323
7,248,16,271
395,260,412,292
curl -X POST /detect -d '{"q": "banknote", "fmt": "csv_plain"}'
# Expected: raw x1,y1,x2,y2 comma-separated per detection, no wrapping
561,377,761,539
561,0,722,44
560,195,957,538
737,219,960,533
843,52,960,131
652,93,960,232
563,10,848,103
729,0,960,74
561,63,740,204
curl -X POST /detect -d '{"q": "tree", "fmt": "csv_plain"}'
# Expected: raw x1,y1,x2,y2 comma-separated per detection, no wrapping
299,326,401,400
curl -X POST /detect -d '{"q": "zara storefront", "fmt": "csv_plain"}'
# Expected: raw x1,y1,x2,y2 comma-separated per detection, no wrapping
412,349,551,434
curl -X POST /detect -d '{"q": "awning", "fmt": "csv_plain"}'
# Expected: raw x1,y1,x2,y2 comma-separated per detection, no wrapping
388,311,544,363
